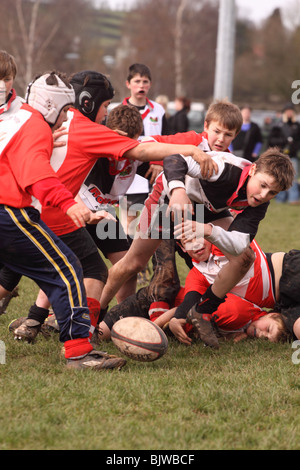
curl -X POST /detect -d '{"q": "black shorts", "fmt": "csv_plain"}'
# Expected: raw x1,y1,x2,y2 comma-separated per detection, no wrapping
276,250,300,337
85,217,130,258
60,228,108,283
0,264,22,291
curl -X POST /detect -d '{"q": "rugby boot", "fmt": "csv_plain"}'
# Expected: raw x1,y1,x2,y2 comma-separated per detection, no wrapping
8,316,27,333
66,349,127,371
186,306,220,349
43,313,60,333
13,318,43,343
186,286,225,349
0,287,19,315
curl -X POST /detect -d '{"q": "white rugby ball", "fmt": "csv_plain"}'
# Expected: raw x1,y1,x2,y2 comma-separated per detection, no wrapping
111,316,168,362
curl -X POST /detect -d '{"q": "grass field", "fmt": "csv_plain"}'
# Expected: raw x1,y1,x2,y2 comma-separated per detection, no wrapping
0,200,300,451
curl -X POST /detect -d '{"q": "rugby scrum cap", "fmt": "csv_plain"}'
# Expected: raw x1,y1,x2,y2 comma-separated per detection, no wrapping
70,70,115,122
26,72,75,126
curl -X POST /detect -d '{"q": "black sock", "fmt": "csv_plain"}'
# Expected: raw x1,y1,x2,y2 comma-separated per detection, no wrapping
27,303,49,324
196,285,226,314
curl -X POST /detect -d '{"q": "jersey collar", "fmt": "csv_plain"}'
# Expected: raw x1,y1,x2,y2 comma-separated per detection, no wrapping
0,89,16,115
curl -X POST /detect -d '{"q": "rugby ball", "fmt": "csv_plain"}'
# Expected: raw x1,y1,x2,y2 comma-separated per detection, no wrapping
111,317,168,362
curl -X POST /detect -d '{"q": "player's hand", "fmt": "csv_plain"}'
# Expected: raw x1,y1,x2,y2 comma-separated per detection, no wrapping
169,318,192,345
167,188,194,223
191,149,218,179
66,203,91,228
174,219,204,243
53,126,67,148
88,210,117,225
144,164,163,185
174,219,212,247
233,332,248,343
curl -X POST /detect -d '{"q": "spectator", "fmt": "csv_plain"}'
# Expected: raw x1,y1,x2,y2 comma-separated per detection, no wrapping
168,96,190,134
230,105,263,162
156,94,171,120
268,102,300,205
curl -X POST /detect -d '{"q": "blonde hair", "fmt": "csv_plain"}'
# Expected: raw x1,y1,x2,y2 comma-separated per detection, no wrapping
205,99,243,134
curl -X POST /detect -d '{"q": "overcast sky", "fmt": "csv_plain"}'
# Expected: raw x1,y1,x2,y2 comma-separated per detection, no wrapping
97,0,288,24
235,0,287,23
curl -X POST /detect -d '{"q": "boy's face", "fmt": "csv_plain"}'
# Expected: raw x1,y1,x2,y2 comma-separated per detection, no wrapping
0,75,14,104
52,105,72,133
185,239,212,263
246,314,281,342
204,120,237,152
246,165,280,207
126,74,151,100
95,99,111,124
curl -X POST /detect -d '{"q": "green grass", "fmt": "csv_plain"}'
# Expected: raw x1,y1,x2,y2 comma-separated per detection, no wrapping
0,201,300,450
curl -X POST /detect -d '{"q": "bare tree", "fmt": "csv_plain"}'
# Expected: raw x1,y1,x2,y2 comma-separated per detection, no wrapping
1,0,91,95
11,0,60,91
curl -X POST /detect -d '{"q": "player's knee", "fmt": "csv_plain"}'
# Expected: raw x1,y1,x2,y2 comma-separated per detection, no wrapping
130,257,147,274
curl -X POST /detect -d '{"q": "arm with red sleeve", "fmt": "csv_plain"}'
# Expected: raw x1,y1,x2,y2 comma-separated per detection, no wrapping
28,177,91,228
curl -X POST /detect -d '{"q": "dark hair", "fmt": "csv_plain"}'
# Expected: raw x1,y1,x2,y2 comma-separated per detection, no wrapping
176,96,191,112
0,50,17,79
269,312,293,343
107,104,143,138
46,71,72,89
127,63,152,82
255,147,295,191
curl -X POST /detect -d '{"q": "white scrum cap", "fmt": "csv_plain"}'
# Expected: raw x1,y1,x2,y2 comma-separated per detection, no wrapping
26,72,75,125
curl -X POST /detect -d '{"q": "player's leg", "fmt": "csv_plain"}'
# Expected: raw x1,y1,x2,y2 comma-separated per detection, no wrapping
0,206,125,369
187,246,256,348
100,236,161,309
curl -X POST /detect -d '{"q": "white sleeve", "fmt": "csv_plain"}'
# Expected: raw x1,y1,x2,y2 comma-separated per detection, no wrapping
168,153,225,193
206,224,251,256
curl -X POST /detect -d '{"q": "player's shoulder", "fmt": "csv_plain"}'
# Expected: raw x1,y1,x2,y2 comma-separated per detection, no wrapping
149,99,165,114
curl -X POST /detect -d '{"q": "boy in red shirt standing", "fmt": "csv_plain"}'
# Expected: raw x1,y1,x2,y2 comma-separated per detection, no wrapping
0,71,126,370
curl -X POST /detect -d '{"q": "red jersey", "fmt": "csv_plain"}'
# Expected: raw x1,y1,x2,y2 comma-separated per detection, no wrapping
41,108,139,235
0,104,58,208
209,294,267,333
174,283,266,334
153,130,206,148
185,240,275,309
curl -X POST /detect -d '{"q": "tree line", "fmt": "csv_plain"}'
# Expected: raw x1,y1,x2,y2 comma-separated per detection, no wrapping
1,0,300,110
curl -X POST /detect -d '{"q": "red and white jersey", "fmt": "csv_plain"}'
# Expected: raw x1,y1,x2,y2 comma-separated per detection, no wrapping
79,158,141,210
0,89,24,121
41,108,139,235
209,294,267,333
0,104,56,208
153,130,211,150
123,97,165,136
188,240,275,309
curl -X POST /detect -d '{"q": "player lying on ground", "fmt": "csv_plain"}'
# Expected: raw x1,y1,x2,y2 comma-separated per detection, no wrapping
28,237,296,347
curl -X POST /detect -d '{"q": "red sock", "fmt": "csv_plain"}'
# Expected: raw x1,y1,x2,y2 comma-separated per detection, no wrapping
149,301,169,322
87,297,101,339
64,337,93,359
183,323,194,334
